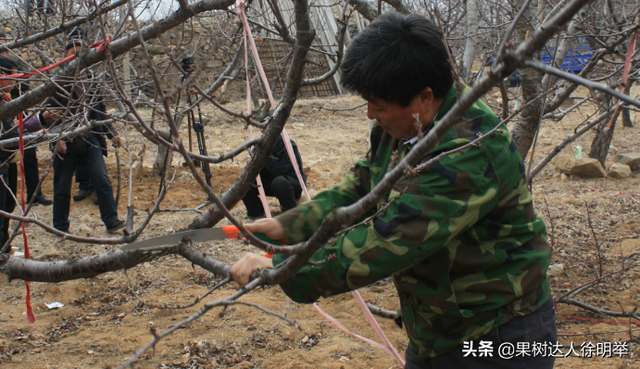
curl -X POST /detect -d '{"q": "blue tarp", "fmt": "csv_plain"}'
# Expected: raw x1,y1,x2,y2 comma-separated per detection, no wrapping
507,46,594,86
540,46,594,74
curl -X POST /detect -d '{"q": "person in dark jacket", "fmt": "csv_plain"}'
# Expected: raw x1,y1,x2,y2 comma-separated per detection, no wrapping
0,56,20,250
0,56,47,252
24,29,124,233
0,32,52,206
241,136,306,218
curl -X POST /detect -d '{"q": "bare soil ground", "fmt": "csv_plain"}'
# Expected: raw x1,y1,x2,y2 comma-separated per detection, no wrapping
1,88,640,368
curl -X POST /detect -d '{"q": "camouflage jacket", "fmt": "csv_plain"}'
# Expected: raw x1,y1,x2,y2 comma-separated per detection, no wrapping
272,86,551,358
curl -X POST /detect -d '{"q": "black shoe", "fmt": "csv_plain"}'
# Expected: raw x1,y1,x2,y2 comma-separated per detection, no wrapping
92,192,99,205
106,220,125,234
73,189,93,202
244,214,265,222
29,193,53,206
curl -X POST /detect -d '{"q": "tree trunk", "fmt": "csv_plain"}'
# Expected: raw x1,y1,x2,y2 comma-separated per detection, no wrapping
461,0,479,83
589,92,616,167
510,0,544,160
622,107,633,128
384,0,411,15
622,79,634,128
541,20,576,88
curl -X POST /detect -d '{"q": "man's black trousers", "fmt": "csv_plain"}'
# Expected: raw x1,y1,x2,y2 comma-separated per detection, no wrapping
242,175,302,217
0,163,17,249
23,148,42,199
75,164,94,192
52,135,119,232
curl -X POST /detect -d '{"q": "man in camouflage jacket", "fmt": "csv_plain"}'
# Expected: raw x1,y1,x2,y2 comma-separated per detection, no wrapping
233,12,556,368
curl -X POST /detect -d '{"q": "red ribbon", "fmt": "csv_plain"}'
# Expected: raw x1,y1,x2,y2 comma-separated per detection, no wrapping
2,92,34,323
25,280,35,323
1,37,111,80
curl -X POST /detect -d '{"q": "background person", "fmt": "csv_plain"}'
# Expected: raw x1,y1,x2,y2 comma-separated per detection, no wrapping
241,135,306,219
24,28,124,233
0,31,52,206
0,56,20,249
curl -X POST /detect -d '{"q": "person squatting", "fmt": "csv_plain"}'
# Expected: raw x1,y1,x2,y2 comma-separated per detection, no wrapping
241,134,307,219
232,12,556,369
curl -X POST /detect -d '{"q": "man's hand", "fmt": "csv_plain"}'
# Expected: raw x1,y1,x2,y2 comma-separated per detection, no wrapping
231,252,274,287
55,140,67,154
245,218,287,243
111,135,122,148
42,109,61,122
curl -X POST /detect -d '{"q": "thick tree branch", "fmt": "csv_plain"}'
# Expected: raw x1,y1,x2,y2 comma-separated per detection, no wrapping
188,0,316,230
0,242,231,283
524,59,640,110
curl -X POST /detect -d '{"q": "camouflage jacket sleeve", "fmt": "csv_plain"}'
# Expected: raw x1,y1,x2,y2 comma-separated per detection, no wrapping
275,156,374,244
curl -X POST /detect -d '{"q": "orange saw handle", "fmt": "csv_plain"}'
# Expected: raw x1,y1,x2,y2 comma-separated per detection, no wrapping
221,225,279,258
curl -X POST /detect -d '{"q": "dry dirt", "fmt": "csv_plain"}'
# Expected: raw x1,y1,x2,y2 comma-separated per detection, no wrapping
1,88,640,369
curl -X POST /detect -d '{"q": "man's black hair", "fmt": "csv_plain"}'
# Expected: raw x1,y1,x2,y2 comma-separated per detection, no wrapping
341,12,453,107
65,42,83,51
65,27,84,51
0,55,17,75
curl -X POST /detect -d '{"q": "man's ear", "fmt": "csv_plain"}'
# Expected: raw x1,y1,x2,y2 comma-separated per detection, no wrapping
418,88,435,114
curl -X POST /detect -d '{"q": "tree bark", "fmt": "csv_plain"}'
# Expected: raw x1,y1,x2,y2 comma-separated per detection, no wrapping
510,0,544,160
0,0,236,122
461,0,479,83
349,0,378,21
0,243,231,283
384,0,411,15
622,79,635,128
589,92,617,166
622,107,633,128
541,20,576,88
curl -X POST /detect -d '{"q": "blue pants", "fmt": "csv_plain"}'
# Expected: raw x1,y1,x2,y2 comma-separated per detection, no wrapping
404,298,557,369
52,135,118,232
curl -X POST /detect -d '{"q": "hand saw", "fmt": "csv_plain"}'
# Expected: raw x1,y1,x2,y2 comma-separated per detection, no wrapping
120,225,279,251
